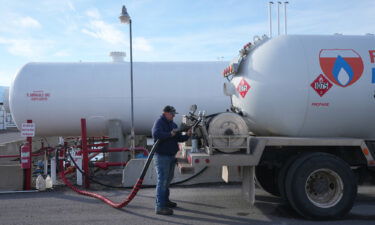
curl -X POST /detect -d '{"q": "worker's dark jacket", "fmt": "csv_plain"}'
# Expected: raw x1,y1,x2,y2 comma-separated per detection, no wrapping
152,115,189,156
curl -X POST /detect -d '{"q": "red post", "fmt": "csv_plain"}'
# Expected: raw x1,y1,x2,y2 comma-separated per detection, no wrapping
24,120,32,190
59,147,65,173
81,118,89,188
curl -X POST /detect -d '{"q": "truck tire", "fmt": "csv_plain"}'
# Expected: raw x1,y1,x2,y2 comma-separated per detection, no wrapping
285,152,357,219
255,166,281,197
277,154,299,200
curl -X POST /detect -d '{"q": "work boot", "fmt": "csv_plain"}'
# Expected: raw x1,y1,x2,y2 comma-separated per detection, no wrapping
156,207,173,215
167,201,177,208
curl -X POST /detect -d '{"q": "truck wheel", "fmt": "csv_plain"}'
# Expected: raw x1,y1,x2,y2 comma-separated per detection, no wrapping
285,153,357,219
277,154,299,200
255,166,280,197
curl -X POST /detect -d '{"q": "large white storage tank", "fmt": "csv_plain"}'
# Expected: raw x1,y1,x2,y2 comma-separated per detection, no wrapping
229,34,375,138
10,61,228,136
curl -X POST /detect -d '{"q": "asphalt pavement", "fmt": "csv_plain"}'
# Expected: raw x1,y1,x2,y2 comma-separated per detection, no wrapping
0,183,375,225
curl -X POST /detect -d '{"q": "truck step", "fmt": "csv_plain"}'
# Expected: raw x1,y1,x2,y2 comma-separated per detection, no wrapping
177,158,195,174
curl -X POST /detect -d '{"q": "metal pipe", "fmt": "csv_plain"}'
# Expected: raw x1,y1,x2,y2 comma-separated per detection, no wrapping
80,118,89,188
75,155,83,186
129,19,135,155
24,119,32,190
278,1,281,35
31,148,55,157
93,162,128,170
89,152,101,160
0,146,54,158
58,147,65,175
51,156,56,185
77,147,149,155
73,143,109,149
107,147,148,155
88,143,108,147
284,1,289,34
80,149,126,154
269,2,274,37
0,154,19,158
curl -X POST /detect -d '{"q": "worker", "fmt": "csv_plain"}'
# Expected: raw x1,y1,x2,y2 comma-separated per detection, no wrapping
151,105,191,215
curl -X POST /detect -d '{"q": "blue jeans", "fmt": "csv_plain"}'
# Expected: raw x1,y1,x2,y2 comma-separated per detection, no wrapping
154,153,176,209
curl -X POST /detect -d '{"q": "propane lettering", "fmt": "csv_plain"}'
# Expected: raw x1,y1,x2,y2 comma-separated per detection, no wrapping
311,102,330,107
369,50,375,63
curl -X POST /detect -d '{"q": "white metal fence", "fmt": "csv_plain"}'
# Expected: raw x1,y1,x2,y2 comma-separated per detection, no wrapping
0,106,16,130
0,109,4,130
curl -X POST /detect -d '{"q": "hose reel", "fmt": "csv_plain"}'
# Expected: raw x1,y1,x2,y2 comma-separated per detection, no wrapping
207,112,249,153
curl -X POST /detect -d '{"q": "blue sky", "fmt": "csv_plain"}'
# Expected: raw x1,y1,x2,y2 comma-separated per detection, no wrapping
0,0,374,86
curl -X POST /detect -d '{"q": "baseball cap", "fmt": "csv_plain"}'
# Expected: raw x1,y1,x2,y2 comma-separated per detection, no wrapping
163,105,178,115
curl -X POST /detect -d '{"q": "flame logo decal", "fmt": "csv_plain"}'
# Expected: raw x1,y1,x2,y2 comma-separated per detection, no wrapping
319,49,364,87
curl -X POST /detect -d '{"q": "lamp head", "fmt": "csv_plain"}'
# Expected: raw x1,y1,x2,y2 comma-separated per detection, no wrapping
119,5,131,24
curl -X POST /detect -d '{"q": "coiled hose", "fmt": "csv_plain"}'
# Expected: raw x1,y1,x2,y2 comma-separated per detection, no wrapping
60,139,160,208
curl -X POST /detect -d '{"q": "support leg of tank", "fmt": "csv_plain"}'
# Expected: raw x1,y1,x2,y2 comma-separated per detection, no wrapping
108,119,128,165
241,166,255,206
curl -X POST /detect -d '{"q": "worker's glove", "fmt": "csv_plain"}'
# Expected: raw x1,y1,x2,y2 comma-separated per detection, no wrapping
171,129,178,137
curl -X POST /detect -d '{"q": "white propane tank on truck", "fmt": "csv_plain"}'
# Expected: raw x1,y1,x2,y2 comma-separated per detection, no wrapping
226,34,375,138
9,61,228,136
178,34,375,220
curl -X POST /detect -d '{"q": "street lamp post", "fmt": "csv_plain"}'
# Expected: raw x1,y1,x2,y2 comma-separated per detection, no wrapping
119,5,135,151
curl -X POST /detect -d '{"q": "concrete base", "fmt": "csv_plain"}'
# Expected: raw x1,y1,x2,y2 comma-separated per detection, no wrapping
0,134,59,190
122,158,241,187
0,165,23,191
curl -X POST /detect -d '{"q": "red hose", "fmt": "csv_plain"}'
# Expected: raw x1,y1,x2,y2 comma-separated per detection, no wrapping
60,139,160,208
60,170,143,208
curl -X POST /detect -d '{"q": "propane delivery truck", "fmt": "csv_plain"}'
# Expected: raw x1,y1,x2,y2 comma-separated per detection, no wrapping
177,34,375,219
8,34,375,220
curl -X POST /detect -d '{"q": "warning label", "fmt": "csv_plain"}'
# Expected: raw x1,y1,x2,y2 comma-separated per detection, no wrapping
27,90,50,101
236,79,251,98
311,102,330,107
310,74,333,97
21,123,35,137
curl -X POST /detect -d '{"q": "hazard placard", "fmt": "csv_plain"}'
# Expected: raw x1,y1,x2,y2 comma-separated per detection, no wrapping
310,74,333,97
236,78,251,98
21,123,35,137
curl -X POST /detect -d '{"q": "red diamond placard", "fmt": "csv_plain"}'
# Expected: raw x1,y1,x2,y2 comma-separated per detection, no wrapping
237,78,251,98
310,74,333,97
